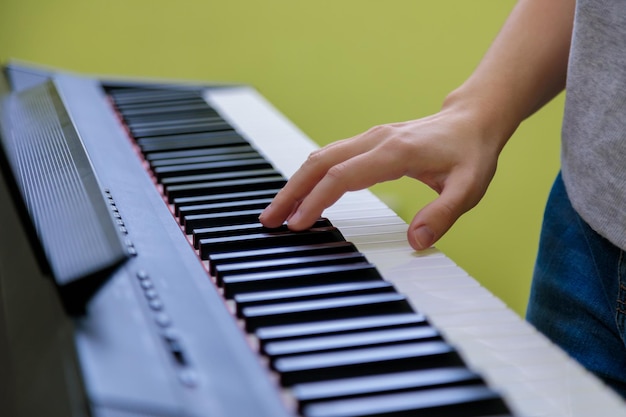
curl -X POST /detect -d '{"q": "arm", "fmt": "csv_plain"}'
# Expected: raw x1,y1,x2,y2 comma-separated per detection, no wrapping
259,0,575,251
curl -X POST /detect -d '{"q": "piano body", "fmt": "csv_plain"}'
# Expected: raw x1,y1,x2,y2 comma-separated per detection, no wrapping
0,62,623,417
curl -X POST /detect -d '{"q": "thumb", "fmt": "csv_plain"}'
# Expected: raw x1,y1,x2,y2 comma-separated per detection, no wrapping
407,178,480,251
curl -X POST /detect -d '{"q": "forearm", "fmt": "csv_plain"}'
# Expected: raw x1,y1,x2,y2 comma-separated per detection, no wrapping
443,0,575,152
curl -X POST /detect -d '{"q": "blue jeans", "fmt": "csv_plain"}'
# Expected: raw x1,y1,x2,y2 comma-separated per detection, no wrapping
527,172,626,399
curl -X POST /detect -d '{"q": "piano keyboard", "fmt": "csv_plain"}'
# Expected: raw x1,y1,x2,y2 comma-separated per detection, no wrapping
1,64,624,417
105,84,626,417
107,86,510,417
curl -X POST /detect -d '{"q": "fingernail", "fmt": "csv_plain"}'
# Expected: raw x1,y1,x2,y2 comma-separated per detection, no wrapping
413,225,434,250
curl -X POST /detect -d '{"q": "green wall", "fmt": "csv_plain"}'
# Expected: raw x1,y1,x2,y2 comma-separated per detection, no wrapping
0,1,563,316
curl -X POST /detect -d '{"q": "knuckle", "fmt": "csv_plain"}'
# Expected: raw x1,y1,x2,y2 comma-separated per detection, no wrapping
438,200,459,221
302,148,327,171
365,124,386,135
326,161,350,181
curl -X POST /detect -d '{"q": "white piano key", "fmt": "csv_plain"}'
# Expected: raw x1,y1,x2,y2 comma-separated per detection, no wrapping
331,216,407,229
336,223,408,237
323,207,398,222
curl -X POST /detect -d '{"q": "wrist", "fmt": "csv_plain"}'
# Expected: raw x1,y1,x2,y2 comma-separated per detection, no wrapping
440,84,521,154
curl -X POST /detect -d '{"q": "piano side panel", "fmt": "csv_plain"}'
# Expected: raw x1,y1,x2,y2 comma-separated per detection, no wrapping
0,151,89,417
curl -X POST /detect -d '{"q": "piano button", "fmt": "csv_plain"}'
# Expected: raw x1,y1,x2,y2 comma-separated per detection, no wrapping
154,158,273,181
183,208,264,234
241,292,411,331
178,369,199,388
292,367,483,406
149,298,164,311
264,326,441,358
140,279,154,290
222,263,380,298
256,313,428,346
216,252,368,284
161,168,280,187
234,281,395,315
144,288,158,300
178,198,273,219
164,336,188,366
208,240,354,275
199,227,344,256
155,312,172,327
165,176,287,200
274,341,463,385
301,385,511,417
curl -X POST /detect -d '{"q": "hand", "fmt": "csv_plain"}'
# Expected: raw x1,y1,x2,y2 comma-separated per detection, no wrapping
258,108,501,251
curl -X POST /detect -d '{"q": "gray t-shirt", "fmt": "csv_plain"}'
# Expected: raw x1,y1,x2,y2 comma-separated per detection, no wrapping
561,0,626,250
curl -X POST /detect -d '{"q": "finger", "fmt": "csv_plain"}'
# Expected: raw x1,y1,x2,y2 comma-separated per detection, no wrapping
407,173,484,251
259,134,381,227
286,146,407,230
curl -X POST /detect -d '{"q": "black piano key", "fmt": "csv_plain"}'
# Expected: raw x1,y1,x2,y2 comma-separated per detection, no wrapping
161,168,280,187
223,263,380,298
149,150,260,168
118,102,213,118
274,341,463,385
264,326,441,358
255,314,428,346
194,223,291,249
178,198,273,219
194,220,332,249
216,252,368,284
234,281,395,316
174,188,281,216
121,105,217,118
183,208,264,234
301,385,511,417
241,292,411,331
208,240,355,275
165,176,287,200
109,89,204,105
130,119,231,138
138,131,248,153
146,145,256,163
199,226,343,256
125,113,223,130
154,158,273,180
292,367,483,406
193,223,280,250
